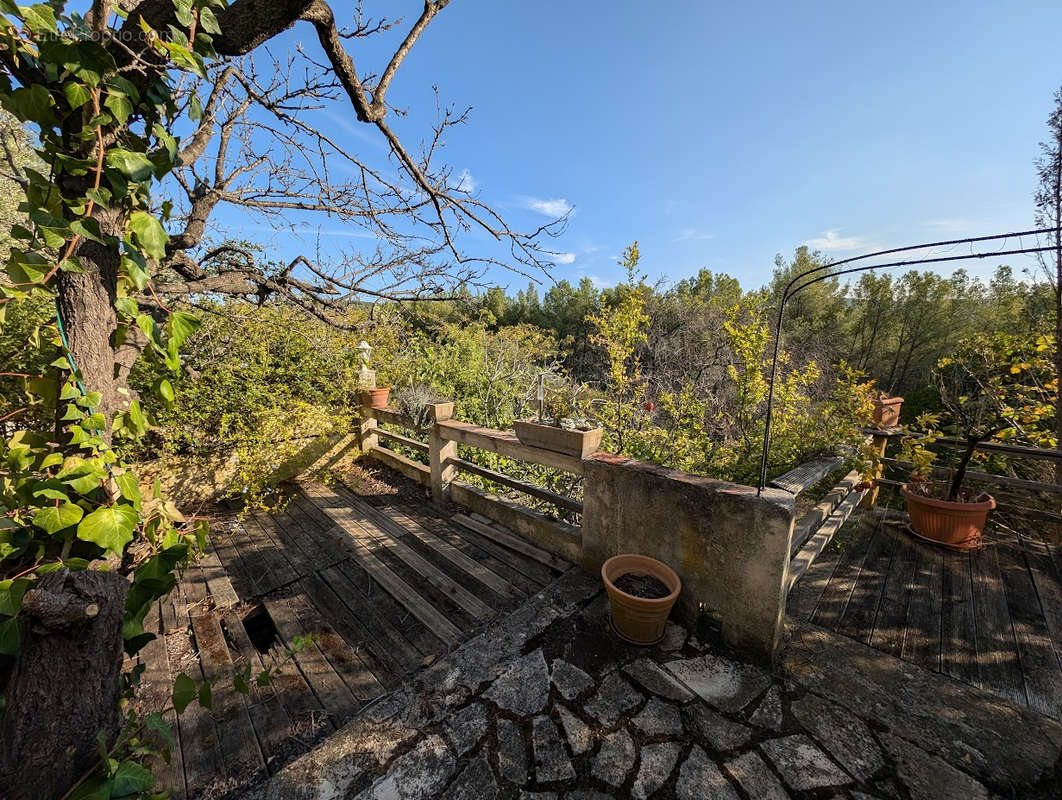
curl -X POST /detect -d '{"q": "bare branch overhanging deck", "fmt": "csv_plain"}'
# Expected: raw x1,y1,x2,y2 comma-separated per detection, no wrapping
788,487,1062,722
133,469,569,799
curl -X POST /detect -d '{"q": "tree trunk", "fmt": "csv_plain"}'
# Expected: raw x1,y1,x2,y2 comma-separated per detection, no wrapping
55,207,125,430
0,568,129,800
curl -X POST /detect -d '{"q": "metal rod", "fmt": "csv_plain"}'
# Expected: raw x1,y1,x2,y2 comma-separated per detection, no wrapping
756,227,1060,493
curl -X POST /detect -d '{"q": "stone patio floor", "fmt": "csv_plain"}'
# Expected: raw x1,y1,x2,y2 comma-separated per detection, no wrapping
236,568,1062,800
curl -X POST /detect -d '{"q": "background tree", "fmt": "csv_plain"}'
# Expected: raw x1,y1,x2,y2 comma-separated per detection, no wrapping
1035,83,1062,482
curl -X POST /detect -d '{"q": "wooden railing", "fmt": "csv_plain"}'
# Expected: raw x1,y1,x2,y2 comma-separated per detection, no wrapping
357,402,582,562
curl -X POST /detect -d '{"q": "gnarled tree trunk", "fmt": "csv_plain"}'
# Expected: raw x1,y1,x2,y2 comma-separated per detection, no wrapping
0,568,129,800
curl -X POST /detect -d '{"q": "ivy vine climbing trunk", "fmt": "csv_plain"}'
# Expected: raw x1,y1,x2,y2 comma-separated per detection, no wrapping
0,569,130,800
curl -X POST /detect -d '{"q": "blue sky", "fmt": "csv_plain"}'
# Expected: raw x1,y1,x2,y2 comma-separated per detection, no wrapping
208,0,1062,292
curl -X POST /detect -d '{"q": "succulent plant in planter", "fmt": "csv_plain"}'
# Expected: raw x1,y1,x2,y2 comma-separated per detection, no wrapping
515,374,603,457
393,382,445,431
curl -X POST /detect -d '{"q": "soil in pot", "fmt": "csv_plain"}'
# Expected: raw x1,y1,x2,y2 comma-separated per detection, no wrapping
613,572,671,599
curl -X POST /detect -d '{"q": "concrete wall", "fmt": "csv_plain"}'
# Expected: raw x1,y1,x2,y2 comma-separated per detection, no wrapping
581,453,795,665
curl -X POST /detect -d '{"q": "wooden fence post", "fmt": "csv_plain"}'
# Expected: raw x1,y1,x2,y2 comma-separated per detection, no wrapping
358,405,378,452
429,402,456,507
860,432,888,509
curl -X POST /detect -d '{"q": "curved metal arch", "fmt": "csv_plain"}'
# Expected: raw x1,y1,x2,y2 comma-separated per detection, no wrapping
757,226,1060,493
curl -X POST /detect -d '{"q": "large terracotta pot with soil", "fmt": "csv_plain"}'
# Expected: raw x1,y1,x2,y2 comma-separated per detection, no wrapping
901,483,995,550
359,387,391,408
601,554,681,645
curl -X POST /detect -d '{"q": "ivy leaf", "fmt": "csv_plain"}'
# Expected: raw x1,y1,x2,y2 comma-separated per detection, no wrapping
77,504,138,553
5,84,55,126
62,81,91,110
167,311,201,349
115,470,142,506
19,4,58,33
109,761,154,797
32,502,84,535
171,672,197,713
198,6,221,34
128,211,168,259
107,149,154,182
0,616,21,655
0,578,31,616
157,377,175,404
198,681,212,709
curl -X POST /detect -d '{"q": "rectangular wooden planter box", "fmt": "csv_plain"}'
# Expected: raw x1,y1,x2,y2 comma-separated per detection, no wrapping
514,420,603,459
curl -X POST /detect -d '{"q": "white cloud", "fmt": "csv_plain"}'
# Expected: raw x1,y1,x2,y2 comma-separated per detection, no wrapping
673,227,715,242
924,218,970,233
521,196,573,217
455,168,477,194
550,252,576,264
588,275,615,289
805,229,869,251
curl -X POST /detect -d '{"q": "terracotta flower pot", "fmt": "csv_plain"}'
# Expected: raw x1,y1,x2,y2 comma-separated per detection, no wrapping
601,554,681,645
872,396,904,427
514,420,603,458
901,484,995,551
359,387,391,409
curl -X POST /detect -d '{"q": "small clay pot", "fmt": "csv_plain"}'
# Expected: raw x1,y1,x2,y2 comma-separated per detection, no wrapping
901,484,995,550
601,554,681,645
359,387,391,409
872,396,904,427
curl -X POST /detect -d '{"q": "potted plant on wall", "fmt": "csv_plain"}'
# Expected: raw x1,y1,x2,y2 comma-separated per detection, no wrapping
896,333,1050,550
871,392,904,427
515,374,603,458
355,340,391,408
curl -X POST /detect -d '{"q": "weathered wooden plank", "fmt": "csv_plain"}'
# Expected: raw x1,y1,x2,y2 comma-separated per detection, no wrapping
223,517,281,597
209,519,256,599
263,593,360,728
365,406,417,429
438,419,584,474
452,457,583,513
1020,533,1062,673
997,538,1062,719
399,502,542,595
787,489,867,593
791,472,861,557
969,544,1026,706
220,610,298,773
334,486,521,602
137,602,185,799
273,501,348,573
377,427,429,453
811,509,881,630
837,521,901,644
319,563,438,667
902,540,943,673
199,542,241,610
451,481,582,563
240,514,301,590
165,588,222,797
190,610,266,782
941,550,979,687
369,446,431,486
304,483,494,622
868,524,920,658
294,493,465,645
771,456,844,496
451,512,570,572
286,587,388,703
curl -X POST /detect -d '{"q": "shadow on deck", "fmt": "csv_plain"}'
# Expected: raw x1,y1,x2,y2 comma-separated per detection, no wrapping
788,492,1062,722
135,462,570,799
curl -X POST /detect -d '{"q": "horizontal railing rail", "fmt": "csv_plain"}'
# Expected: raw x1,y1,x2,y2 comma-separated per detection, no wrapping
357,403,583,562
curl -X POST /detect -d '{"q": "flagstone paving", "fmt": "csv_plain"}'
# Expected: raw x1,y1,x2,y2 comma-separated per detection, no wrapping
239,568,1062,800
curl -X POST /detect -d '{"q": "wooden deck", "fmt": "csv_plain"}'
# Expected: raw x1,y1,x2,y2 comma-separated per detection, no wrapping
789,494,1062,721
134,467,569,798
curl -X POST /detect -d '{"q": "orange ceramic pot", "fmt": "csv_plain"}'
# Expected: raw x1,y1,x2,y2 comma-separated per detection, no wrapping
901,484,995,550
359,387,391,408
602,554,681,645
